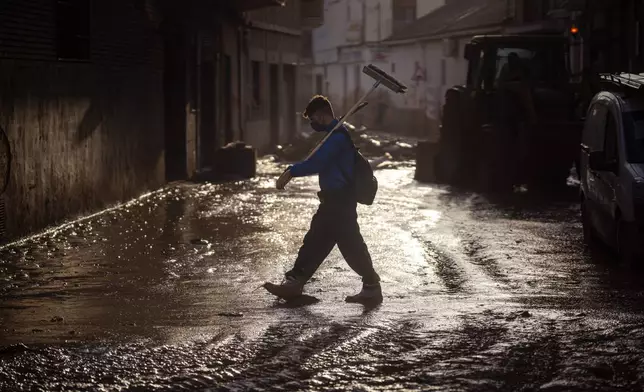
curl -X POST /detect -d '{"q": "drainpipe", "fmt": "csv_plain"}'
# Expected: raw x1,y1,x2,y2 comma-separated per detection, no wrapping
264,29,269,120
238,24,245,141
216,17,224,148
196,29,202,170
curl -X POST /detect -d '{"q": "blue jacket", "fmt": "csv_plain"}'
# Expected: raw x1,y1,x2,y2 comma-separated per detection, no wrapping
289,119,354,191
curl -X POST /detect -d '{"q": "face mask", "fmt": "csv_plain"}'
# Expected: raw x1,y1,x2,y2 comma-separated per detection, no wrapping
310,121,327,132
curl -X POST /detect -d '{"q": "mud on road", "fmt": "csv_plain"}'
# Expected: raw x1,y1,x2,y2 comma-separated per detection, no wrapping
1,156,644,391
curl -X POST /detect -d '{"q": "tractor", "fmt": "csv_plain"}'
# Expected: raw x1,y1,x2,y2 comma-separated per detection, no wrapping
434,35,584,192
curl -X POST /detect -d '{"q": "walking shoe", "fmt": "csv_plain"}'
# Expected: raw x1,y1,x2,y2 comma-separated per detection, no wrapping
345,283,383,305
263,276,304,299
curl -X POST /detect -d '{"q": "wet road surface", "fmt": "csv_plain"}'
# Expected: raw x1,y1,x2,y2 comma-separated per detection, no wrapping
1,150,644,391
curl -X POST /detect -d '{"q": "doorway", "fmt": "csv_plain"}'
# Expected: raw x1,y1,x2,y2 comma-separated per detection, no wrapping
222,54,233,144
354,64,361,102
198,59,216,169
283,64,296,141
164,30,187,181
354,63,363,123
269,63,280,148
342,64,349,113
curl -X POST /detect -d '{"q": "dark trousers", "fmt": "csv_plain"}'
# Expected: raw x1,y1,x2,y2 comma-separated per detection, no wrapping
286,191,380,285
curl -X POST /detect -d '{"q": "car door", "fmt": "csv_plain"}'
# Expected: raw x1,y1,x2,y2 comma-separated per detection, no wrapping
594,106,622,243
581,101,608,238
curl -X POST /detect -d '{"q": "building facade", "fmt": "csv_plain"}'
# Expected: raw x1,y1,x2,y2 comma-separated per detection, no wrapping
0,0,319,241
0,0,167,239
377,0,506,138
244,0,324,150
311,0,432,125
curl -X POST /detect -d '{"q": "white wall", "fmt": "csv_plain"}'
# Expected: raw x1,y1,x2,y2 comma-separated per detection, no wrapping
313,1,346,53
325,63,345,106
364,0,393,42
371,36,470,136
313,0,396,52
313,0,369,53
313,0,451,131
416,0,446,18
387,44,424,108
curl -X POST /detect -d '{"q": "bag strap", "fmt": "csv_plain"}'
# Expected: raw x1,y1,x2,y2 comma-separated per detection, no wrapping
336,129,356,186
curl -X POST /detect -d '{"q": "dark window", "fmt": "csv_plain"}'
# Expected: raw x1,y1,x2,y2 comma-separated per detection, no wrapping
391,62,396,73
251,61,262,106
493,45,568,87
55,0,90,60
302,30,313,58
392,0,415,33
403,7,415,21
223,55,233,143
466,49,483,88
623,110,644,163
583,103,608,151
604,112,619,162
522,0,549,22
393,0,415,22
315,74,323,94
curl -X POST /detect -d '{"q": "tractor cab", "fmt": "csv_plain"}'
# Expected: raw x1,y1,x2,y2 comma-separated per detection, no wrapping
462,35,576,130
464,35,570,92
434,34,583,191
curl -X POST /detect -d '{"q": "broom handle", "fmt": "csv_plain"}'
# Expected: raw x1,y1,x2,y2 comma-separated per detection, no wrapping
303,80,381,160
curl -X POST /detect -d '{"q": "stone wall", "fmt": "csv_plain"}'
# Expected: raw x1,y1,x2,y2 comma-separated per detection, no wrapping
0,61,165,239
0,0,165,240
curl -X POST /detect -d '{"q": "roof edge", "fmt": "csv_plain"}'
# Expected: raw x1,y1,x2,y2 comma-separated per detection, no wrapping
382,23,504,46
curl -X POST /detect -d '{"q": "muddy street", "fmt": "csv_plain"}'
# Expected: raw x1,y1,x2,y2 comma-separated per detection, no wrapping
1,153,643,391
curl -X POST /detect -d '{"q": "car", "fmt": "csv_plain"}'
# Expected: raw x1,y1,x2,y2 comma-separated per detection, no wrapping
579,73,644,263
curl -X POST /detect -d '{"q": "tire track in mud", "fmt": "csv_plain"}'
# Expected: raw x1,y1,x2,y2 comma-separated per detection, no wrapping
459,231,512,287
406,215,511,297
431,192,522,294
374,182,514,297
448,194,587,301
334,169,513,298
374,201,470,294
414,236,468,294
0,313,581,392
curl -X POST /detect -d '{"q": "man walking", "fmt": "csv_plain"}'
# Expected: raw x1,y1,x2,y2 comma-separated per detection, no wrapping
264,95,382,305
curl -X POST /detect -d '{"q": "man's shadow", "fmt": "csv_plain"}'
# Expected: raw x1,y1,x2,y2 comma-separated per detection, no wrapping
361,302,382,314
271,295,383,315
272,294,320,308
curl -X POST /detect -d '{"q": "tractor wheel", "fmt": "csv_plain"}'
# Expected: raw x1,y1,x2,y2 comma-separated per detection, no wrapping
437,90,464,185
434,152,447,183
528,160,572,191
581,197,598,247
616,216,640,266
477,161,514,193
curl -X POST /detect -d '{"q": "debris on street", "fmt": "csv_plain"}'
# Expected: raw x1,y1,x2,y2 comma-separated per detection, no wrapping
273,122,416,165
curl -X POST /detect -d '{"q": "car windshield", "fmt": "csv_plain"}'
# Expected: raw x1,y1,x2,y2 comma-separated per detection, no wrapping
493,45,568,87
623,110,644,163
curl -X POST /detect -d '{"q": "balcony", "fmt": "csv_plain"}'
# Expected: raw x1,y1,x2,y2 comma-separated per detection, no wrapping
235,0,286,12
301,0,324,30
